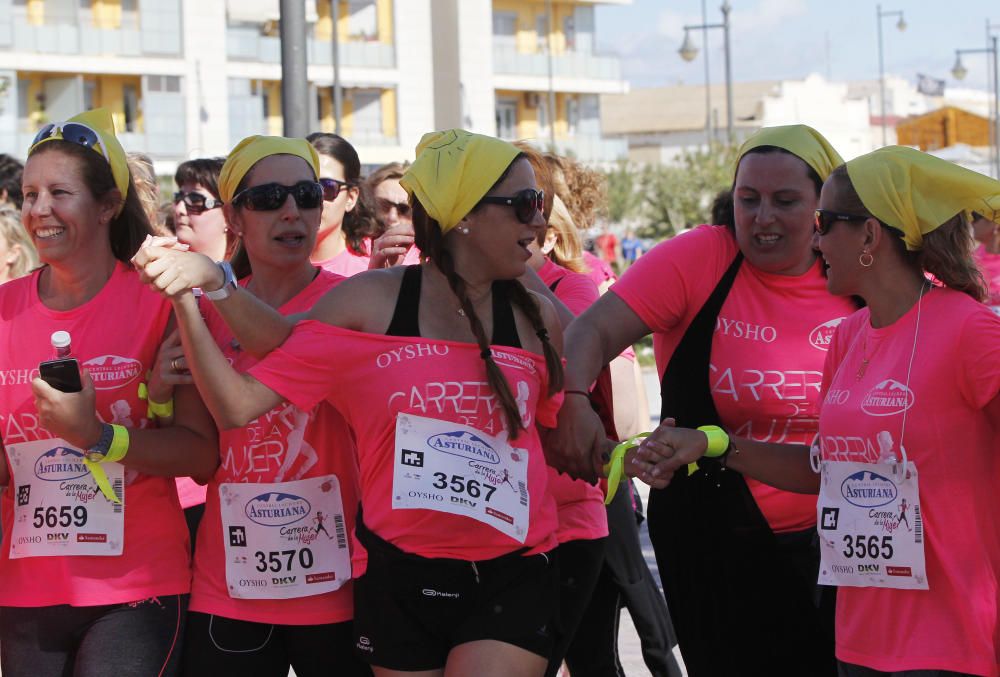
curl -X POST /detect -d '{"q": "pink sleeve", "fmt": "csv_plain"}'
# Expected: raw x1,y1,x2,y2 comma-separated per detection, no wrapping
249,320,347,413
554,273,600,316
610,226,735,334
819,311,859,409
537,390,564,429
956,309,1000,408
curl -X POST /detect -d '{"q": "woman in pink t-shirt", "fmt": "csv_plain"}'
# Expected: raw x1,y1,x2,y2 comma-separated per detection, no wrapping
134,129,567,676
972,210,1000,311
635,147,1000,676
307,133,380,276
554,125,852,676
0,108,218,677
158,137,369,677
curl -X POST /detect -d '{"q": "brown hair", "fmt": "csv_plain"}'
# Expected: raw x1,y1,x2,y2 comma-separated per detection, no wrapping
29,141,153,262
0,208,39,279
411,159,563,438
363,161,407,237
545,154,607,231
175,157,225,200
127,152,164,234
829,166,987,301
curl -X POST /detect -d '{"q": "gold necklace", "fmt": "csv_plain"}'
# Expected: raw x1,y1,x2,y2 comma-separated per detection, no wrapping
856,331,872,380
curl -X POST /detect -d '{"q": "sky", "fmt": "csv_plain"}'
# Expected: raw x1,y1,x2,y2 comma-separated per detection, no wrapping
595,0,1000,92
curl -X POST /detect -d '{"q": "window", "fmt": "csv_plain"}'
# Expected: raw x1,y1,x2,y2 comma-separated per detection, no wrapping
496,98,517,140
563,15,575,51
536,14,548,52
83,80,96,110
347,0,377,39
352,89,382,140
493,11,516,48
122,83,138,132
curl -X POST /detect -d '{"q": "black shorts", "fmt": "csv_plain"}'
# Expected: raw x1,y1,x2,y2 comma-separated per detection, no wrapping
353,520,557,671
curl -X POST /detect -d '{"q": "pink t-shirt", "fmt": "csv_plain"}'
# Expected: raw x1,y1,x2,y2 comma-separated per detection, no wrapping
974,244,1000,309
316,238,421,277
538,259,608,544
250,323,561,571
0,263,192,606
176,477,207,509
583,250,616,292
190,270,359,625
818,288,1000,675
612,225,858,533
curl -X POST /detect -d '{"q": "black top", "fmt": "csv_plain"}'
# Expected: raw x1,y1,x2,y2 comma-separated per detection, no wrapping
385,265,522,348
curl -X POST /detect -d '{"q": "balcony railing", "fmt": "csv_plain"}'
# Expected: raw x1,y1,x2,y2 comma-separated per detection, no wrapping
553,134,628,163
4,18,180,56
227,27,395,69
493,46,622,81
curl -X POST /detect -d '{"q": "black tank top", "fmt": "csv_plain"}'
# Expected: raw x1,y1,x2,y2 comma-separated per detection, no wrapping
385,265,522,348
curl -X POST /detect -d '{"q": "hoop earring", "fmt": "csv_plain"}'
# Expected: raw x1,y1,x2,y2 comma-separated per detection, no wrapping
859,250,874,268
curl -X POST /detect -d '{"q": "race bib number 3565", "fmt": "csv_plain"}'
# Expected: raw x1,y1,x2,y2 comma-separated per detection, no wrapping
7,439,124,558
393,413,530,542
817,460,927,590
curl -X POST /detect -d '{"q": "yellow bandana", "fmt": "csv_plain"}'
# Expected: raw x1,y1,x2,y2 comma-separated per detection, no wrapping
29,108,130,214
400,130,521,233
736,124,844,181
846,145,1000,251
218,135,321,203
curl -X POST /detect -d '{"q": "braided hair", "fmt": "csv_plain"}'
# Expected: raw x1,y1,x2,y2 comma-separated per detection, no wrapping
411,164,563,438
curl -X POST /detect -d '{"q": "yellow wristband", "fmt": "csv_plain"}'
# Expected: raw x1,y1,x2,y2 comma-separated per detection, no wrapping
138,382,174,419
697,425,730,458
82,425,128,504
603,433,649,506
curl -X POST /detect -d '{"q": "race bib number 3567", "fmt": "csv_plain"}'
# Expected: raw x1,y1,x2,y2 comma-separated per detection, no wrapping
393,413,530,542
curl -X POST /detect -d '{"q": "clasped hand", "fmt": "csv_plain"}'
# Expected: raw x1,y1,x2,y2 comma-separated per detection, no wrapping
131,235,221,299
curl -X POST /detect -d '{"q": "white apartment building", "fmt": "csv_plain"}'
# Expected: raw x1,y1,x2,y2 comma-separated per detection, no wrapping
0,0,627,173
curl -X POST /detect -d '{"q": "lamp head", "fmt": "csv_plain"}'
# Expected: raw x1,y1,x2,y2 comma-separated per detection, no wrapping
951,54,968,81
896,15,907,31
679,30,698,62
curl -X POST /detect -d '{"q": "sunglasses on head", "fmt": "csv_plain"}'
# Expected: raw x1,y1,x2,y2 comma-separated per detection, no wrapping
375,197,411,217
814,209,870,236
231,181,324,211
31,121,109,161
173,191,223,214
318,177,355,202
479,188,545,225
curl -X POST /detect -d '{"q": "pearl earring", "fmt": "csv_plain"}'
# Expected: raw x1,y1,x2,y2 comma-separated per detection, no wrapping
460,227,470,235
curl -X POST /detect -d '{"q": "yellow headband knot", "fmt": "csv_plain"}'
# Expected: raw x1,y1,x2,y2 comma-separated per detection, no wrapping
846,145,1000,251
29,108,130,215
400,129,521,233
218,135,321,203
736,124,844,181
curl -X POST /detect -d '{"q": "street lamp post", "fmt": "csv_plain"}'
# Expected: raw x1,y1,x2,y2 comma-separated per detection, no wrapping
876,5,907,146
679,1,733,143
952,36,1000,178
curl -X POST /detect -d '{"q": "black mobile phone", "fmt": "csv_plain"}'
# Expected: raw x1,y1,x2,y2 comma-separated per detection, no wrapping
38,358,83,393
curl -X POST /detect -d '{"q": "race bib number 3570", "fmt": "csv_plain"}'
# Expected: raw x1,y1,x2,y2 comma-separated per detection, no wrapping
393,414,530,542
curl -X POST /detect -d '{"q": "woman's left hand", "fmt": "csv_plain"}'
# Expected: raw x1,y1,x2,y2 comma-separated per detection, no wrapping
31,370,103,449
626,418,708,489
133,246,221,299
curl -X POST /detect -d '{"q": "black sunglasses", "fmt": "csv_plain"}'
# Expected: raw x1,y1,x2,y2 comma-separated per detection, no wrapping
173,191,222,214
375,198,411,217
479,189,545,224
319,177,354,202
232,181,324,211
814,209,870,236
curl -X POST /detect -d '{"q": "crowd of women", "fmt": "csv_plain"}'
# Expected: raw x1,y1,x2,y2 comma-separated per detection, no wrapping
0,105,996,677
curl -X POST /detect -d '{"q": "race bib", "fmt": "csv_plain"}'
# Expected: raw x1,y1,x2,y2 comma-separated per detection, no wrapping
220,474,351,600
817,460,927,590
7,439,124,558
393,413,530,542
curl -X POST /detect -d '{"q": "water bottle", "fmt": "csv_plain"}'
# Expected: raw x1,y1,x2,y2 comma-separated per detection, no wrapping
51,331,72,359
